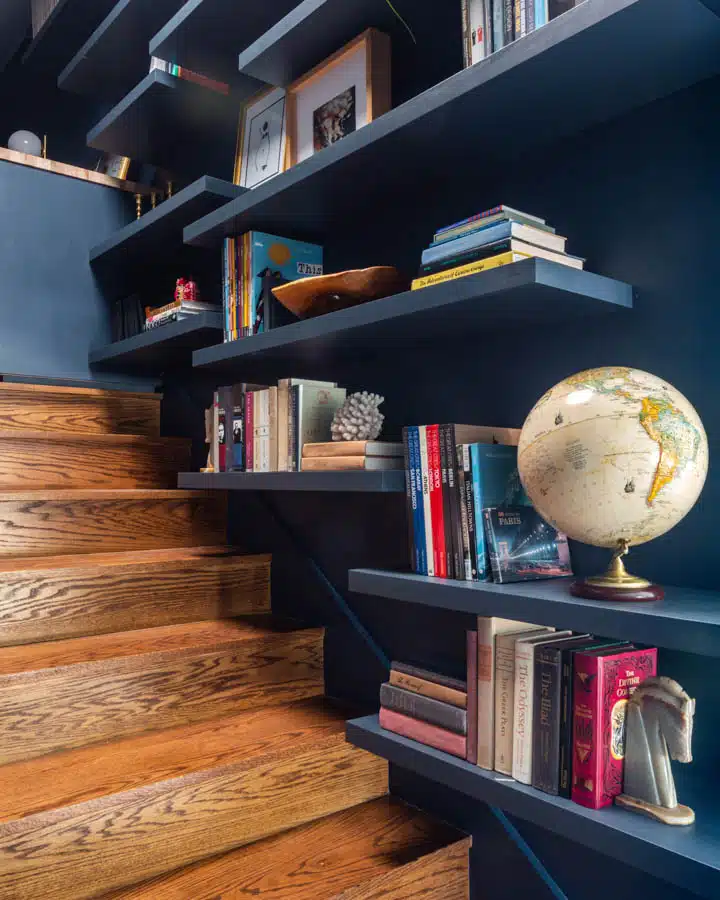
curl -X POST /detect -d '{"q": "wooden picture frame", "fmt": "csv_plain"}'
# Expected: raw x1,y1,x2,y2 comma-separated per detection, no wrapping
97,154,131,180
234,86,288,188
285,29,391,168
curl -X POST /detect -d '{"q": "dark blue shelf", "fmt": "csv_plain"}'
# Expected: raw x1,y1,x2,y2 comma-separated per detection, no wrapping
191,259,632,377
349,569,720,658
22,0,118,74
177,470,406,493
347,716,719,899
186,0,720,247
59,0,185,101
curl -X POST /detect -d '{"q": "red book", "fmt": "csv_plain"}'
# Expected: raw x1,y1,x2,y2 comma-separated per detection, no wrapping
245,391,254,472
427,425,447,577
571,646,657,809
466,631,478,764
380,707,467,759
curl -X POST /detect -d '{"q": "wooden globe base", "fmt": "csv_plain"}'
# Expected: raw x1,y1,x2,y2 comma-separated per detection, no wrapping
571,539,664,602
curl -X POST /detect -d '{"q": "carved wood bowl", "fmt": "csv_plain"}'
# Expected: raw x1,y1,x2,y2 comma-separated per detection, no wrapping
271,266,410,319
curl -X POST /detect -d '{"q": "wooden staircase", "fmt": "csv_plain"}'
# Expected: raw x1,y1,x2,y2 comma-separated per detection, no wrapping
0,383,470,899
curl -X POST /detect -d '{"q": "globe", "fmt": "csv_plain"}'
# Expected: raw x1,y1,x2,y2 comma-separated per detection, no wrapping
517,367,709,600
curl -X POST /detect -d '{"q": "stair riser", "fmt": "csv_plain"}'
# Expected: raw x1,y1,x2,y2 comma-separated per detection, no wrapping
0,437,190,490
0,554,271,646
0,630,324,764
0,742,388,900
0,495,227,557
0,388,160,436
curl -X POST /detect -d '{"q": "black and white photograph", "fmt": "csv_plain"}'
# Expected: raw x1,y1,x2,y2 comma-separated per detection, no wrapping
313,86,357,152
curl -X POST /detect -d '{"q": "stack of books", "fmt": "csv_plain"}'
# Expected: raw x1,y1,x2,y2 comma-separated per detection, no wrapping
402,424,572,582
222,232,322,341
380,618,658,811
150,57,229,95
144,299,217,331
412,205,584,291
208,379,347,473
301,441,404,472
379,662,469,760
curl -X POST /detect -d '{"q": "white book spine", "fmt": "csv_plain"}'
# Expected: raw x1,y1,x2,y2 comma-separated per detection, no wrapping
418,426,435,577
512,641,536,784
494,640,516,774
476,618,496,769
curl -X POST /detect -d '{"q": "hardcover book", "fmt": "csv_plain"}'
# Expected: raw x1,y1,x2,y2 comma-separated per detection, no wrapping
300,456,403,471
571,646,658,809
419,237,583,276
412,251,529,290
427,424,447,577
418,426,435,577
392,662,466,693
404,427,427,574
380,683,467,734
467,630,478,764
303,441,403,458
421,221,567,267
295,386,347,466
389,669,467,708
484,506,572,583
379,707,467,759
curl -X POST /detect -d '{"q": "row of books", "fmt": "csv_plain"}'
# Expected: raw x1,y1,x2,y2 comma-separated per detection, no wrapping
149,57,229,95
411,205,583,291
300,440,404,472
208,379,347,473
381,620,658,810
143,299,217,331
221,232,322,342
461,0,582,65
402,424,572,583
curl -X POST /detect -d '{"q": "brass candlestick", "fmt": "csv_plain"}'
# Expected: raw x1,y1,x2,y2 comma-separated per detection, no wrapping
167,181,173,199
135,194,143,220
151,192,157,209
42,135,47,159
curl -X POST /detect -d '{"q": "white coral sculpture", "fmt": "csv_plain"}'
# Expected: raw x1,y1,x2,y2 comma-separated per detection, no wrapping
331,392,385,442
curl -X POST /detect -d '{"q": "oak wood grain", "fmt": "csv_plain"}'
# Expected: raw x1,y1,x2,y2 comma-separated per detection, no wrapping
0,725,386,899
0,621,324,763
0,383,161,435
0,148,155,194
107,798,467,900
0,432,190,489
0,490,227,557
0,548,270,646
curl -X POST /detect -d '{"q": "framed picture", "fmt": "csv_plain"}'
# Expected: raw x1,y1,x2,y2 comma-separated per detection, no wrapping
97,154,131,180
234,86,288,188
286,29,391,167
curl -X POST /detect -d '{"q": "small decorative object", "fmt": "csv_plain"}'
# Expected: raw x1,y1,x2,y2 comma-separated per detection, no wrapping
151,192,157,209
331,392,385,442
616,677,696,825
167,181,174,199
97,153,131,179
135,194,143,220
286,29,391,166
272,266,408,319
42,135,48,159
518,367,708,601
8,130,42,156
235,87,288,188
175,278,199,304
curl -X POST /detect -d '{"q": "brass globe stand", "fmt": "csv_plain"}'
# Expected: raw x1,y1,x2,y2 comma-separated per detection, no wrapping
571,540,664,602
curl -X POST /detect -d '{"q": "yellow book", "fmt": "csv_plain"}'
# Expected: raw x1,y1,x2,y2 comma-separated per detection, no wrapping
411,251,529,290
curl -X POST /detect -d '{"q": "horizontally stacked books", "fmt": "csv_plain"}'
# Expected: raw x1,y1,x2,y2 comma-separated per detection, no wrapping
302,441,404,471
150,57,229,95
412,205,584,291
402,424,572,582
144,288,217,331
222,232,322,341
381,619,658,810
207,379,348,473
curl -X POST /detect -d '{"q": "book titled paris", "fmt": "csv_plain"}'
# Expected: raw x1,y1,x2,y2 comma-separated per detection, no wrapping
483,506,572,583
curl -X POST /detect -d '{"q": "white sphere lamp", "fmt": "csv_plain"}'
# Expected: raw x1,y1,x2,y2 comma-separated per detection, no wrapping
8,131,43,157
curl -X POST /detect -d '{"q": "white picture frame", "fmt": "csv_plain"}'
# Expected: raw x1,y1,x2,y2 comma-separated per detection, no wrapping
235,86,288,189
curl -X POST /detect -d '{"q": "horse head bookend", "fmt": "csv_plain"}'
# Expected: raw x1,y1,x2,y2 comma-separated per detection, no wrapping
616,676,696,826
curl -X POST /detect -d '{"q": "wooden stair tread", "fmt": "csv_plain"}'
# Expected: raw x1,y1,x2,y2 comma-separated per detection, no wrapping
0,430,185,444
0,697,344,824
0,545,254,574
0,617,312,674
0,489,213,501
0,383,162,401
108,798,470,900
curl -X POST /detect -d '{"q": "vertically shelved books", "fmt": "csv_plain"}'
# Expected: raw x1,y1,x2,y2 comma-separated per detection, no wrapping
402,424,572,583
207,380,347,473
221,232,323,342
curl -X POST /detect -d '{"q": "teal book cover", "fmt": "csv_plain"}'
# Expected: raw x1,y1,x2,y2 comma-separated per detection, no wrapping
470,443,530,580
249,232,323,333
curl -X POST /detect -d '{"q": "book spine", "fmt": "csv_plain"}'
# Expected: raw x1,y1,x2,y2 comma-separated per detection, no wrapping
466,630,478,764
504,0,515,42
402,428,418,572
287,386,297,471
211,391,220,472
379,708,467,759
494,640,516,774
409,427,428,575
455,445,471,580
231,394,245,471
439,425,455,579
461,0,471,67
392,661,466,692
533,646,562,794
512,640,536,784
492,0,506,50
380,684,467,734
220,386,233,472
245,391,254,472
526,0,535,33
268,387,278,471
558,648,575,797
427,425,447,577
418,426,435,577
476,618,495,770
471,445,488,580
571,652,602,808
222,239,229,341
389,670,467,708
515,0,524,38
444,426,464,580
462,445,479,580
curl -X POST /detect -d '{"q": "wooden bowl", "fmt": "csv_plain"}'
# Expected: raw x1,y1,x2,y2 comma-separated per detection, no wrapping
271,266,410,319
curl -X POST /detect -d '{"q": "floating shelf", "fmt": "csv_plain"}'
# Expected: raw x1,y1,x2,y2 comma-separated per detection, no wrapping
347,716,719,900
87,70,249,181
185,0,720,247
22,0,118,74
59,0,186,100
349,569,720,658
90,177,244,286
150,0,299,84
178,471,406,493
89,313,223,371
192,260,632,377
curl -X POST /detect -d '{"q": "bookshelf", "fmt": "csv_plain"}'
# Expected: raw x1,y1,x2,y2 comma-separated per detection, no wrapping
346,716,719,900
185,0,720,247
178,471,405,492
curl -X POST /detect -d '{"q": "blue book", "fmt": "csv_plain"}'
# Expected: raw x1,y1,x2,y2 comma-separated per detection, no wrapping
248,232,323,333
422,220,563,267
470,443,530,580
535,0,549,29
407,426,428,575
